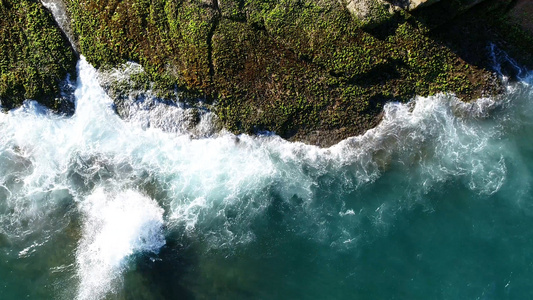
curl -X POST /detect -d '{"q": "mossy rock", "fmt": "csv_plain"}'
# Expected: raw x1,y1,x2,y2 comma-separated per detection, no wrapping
0,0,77,111
421,0,533,77
64,0,505,146
66,0,215,98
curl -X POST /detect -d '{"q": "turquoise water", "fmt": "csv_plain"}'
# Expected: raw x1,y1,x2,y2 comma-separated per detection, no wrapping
0,57,532,299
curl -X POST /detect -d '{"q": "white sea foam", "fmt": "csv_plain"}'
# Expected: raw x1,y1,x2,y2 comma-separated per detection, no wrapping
76,188,165,300
0,55,532,298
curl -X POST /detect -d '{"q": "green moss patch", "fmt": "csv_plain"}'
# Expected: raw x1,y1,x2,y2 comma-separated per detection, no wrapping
0,0,77,111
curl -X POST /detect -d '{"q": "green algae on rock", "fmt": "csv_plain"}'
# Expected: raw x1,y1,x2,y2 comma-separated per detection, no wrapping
63,0,508,146
3,0,531,146
0,0,77,111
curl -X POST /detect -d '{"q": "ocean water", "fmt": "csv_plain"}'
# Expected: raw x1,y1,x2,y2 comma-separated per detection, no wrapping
0,56,532,300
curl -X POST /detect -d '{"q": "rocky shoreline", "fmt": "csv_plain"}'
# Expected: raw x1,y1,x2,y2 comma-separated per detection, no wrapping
1,0,532,146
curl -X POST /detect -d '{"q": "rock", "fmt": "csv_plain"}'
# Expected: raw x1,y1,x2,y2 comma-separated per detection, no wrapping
0,0,77,111
344,0,397,28
60,0,503,146
410,0,493,28
506,0,533,36
406,0,440,10
384,0,441,11
5,0,532,147
381,0,484,12
40,0,78,52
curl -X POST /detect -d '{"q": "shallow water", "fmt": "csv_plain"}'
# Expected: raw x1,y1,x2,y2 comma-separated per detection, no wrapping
0,57,532,299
